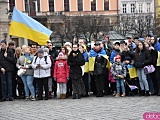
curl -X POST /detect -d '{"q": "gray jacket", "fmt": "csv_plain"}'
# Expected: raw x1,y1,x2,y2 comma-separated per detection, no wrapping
16,55,34,76
110,62,126,79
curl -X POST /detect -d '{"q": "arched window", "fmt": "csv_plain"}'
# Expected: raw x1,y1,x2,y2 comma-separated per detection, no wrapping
64,0,69,11
104,0,109,10
49,0,54,12
91,0,96,11
78,0,83,11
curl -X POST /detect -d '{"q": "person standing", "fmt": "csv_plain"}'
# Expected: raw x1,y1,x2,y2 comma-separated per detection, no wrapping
0,40,16,101
134,41,152,96
54,52,69,99
32,48,51,100
67,44,85,99
16,46,35,101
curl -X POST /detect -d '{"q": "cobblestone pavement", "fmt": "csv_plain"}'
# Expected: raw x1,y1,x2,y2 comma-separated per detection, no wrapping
0,96,159,120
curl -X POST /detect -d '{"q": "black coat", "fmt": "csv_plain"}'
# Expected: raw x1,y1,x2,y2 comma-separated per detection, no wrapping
134,50,152,68
121,51,134,62
93,55,107,76
67,50,85,80
0,48,16,72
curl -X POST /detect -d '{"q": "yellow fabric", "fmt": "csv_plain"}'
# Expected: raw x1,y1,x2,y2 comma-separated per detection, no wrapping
84,62,89,73
89,57,95,72
9,21,49,45
157,52,160,66
128,67,138,78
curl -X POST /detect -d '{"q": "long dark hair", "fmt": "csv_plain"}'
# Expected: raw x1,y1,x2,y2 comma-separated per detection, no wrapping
135,41,146,54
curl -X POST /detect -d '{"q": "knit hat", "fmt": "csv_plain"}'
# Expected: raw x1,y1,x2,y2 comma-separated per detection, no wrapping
115,55,121,61
37,48,44,53
1,39,6,44
58,52,64,57
43,48,49,54
125,56,132,63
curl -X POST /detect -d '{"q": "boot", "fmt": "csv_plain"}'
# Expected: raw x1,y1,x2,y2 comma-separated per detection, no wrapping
61,94,66,99
77,94,81,99
139,90,145,96
60,94,63,99
145,91,150,96
157,90,160,96
115,93,120,97
72,93,76,99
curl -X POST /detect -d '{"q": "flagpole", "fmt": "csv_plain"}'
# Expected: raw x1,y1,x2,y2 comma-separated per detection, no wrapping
28,0,30,16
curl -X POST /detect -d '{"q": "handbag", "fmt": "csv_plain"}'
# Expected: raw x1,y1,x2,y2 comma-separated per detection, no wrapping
17,69,26,77
143,65,155,74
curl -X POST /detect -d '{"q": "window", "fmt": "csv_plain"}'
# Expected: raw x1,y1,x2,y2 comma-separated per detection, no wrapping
37,0,41,12
91,0,96,11
131,4,135,13
104,0,109,10
78,0,83,11
122,4,127,13
147,19,151,26
147,3,151,13
9,0,15,12
64,0,69,11
49,0,54,12
25,0,36,16
139,3,143,13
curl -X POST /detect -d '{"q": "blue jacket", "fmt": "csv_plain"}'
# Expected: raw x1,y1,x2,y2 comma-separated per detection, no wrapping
154,42,160,52
83,52,89,62
89,48,106,57
110,49,121,63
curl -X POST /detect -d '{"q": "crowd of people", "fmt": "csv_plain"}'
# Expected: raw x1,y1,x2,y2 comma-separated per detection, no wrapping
0,34,160,101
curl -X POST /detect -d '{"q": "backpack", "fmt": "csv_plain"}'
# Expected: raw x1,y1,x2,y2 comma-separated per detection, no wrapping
34,56,48,64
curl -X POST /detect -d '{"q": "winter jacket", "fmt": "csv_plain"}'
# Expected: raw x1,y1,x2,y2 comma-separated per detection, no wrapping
154,42,160,52
16,54,34,75
134,50,152,69
110,49,121,63
54,59,69,83
0,48,16,72
93,55,107,75
67,50,85,80
121,51,134,62
111,61,126,80
89,48,109,71
32,56,51,78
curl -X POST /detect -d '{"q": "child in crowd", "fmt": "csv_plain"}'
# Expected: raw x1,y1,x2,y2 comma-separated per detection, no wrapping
54,52,69,99
111,55,126,97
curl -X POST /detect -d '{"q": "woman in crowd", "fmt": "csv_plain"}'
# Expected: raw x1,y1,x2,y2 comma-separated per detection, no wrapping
16,46,35,101
134,41,152,96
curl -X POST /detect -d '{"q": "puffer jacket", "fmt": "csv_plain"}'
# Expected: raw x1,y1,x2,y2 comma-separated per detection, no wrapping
32,56,51,78
16,54,34,75
111,61,126,79
54,59,69,83
134,50,152,68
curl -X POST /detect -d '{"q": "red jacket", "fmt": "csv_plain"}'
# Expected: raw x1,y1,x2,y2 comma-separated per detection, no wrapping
54,59,69,83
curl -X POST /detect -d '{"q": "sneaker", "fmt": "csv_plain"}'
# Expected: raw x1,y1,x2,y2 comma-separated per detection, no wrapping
31,96,36,101
121,93,126,97
25,96,30,101
115,93,120,97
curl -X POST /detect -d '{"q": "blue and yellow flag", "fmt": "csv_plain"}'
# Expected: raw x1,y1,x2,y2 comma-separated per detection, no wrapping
9,7,52,45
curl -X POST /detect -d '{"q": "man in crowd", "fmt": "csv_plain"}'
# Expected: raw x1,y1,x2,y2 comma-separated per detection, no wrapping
0,40,16,101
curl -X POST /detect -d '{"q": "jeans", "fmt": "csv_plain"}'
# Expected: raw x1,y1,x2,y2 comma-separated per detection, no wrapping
21,75,35,97
1,72,13,99
58,83,67,94
147,74,154,93
137,69,149,91
116,79,125,94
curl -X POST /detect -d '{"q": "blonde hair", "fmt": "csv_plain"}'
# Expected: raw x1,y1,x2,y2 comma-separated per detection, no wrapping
15,47,22,58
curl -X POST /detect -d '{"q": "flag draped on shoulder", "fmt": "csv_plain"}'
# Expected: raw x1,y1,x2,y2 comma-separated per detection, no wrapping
9,7,52,45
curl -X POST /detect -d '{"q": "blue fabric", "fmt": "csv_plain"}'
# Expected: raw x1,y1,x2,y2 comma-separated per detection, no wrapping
110,50,117,63
21,75,35,96
1,72,13,98
115,79,125,94
12,7,52,36
132,42,136,49
124,64,134,69
25,53,33,62
89,48,106,57
83,52,89,62
154,42,160,52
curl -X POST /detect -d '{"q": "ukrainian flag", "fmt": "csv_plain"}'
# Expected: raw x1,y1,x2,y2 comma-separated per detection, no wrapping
9,7,52,45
